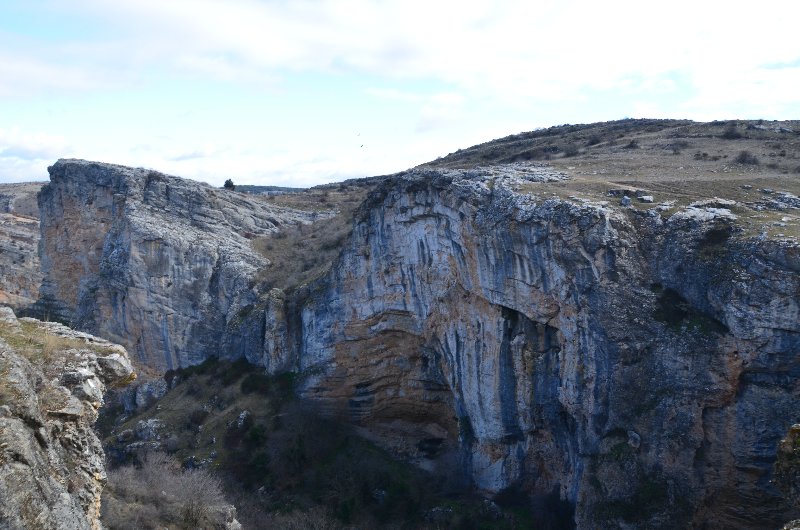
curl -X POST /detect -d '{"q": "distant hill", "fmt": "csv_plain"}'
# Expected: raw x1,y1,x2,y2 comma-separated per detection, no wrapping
233,184,307,195
420,118,799,169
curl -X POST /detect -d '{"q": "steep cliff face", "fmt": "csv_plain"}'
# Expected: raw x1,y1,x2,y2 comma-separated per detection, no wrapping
297,168,800,528
38,158,800,527
38,159,320,371
0,306,134,530
0,182,42,309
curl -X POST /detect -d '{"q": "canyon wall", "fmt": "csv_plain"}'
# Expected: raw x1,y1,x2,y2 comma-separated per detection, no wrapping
37,159,800,528
0,182,42,309
297,169,799,528
37,159,319,371
0,306,134,530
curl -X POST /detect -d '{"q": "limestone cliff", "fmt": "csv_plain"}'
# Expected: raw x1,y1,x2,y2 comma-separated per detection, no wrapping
295,168,799,528
0,182,42,309
37,159,320,371
37,157,800,528
0,306,134,530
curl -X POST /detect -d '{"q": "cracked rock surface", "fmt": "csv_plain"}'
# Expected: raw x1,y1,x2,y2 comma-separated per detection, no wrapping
37,160,800,528
37,159,321,371
0,306,134,530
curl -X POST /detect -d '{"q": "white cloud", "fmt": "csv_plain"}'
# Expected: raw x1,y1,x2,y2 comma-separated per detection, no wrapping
0,128,73,182
2,0,799,184
15,0,800,109
0,157,50,183
0,128,70,160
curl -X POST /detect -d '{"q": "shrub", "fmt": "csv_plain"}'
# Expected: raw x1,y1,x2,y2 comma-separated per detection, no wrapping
240,372,271,395
215,357,252,385
264,509,342,529
623,139,639,149
734,150,760,165
188,407,209,426
721,126,743,139
562,143,580,157
223,179,235,190
245,423,268,446
102,452,231,529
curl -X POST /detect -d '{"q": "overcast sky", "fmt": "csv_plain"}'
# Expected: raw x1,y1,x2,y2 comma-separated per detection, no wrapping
1,1,798,186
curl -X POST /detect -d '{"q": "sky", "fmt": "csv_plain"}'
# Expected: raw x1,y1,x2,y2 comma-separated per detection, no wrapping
1,1,799,187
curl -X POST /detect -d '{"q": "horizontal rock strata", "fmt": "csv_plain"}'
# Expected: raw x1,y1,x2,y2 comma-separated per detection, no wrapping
37,160,800,528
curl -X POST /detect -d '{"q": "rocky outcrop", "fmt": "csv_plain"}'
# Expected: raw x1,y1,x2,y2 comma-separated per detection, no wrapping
38,159,800,527
37,159,320,371
295,168,800,528
0,183,42,309
0,306,134,530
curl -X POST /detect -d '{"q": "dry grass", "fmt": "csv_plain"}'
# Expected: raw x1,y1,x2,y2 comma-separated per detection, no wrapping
37,384,70,412
250,181,374,292
252,215,353,291
0,319,124,411
253,180,374,214
0,359,19,408
102,452,231,530
437,119,800,243
0,320,117,365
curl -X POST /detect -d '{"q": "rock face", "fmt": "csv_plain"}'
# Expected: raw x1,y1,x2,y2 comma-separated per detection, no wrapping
0,182,43,309
297,168,800,528
38,160,800,528
37,159,319,371
0,306,134,530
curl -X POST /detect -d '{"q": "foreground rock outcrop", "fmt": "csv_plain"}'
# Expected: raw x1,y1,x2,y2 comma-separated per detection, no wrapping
37,158,800,528
0,306,134,530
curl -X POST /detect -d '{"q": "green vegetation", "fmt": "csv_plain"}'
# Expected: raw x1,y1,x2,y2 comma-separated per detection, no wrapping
774,424,800,508
104,359,539,529
596,475,670,523
589,433,691,527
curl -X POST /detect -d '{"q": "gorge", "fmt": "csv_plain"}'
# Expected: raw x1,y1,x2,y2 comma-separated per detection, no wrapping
2,119,800,528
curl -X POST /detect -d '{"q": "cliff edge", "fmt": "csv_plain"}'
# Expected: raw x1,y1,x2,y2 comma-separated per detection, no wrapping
34,120,800,528
37,159,321,371
0,306,134,530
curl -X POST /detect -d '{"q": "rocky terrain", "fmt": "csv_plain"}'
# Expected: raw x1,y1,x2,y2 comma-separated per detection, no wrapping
297,163,799,528
0,182,43,309
0,306,134,529
37,159,324,371
28,119,800,527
